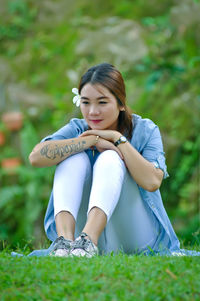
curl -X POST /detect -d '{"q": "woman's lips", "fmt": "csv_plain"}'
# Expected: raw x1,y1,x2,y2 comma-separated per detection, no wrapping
90,120,102,124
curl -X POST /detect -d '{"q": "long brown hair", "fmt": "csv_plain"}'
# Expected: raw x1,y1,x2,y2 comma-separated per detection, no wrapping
78,63,133,140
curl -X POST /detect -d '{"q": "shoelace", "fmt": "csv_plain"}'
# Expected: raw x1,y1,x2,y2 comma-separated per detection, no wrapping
72,233,92,250
53,236,71,251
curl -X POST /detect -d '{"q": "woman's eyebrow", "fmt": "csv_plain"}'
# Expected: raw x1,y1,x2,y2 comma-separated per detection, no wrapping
81,96,109,100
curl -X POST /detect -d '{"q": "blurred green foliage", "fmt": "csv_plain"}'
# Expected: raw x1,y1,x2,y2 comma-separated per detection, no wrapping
0,0,36,44
0,0,199,249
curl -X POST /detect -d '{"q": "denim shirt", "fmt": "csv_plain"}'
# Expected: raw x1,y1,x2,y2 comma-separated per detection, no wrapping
41,113,182,253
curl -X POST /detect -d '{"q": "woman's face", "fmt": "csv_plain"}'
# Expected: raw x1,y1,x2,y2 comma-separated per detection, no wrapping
80,83,124,130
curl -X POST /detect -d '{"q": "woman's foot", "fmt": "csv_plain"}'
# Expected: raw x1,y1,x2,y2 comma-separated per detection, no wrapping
70,232,98,258
50,236,73,257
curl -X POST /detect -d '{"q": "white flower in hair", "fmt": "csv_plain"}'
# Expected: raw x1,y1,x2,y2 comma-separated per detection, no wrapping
72,88,81,107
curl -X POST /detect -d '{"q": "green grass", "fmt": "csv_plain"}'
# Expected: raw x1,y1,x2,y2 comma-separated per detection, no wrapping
0,248,200,301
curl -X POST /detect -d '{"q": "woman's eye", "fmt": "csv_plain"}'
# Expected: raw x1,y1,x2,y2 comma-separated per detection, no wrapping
99,101,107,104
82,101,89,104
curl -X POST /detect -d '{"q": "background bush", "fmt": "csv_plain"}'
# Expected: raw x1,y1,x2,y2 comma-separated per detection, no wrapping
0,0,199,249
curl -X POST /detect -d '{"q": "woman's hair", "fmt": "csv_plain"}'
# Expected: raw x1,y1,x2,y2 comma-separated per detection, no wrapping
78,63,133,140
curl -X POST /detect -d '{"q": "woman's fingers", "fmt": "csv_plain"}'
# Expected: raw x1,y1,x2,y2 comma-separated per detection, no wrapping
80,130,97,137
80,132,89,137
80,133,124,160
80,130,120,143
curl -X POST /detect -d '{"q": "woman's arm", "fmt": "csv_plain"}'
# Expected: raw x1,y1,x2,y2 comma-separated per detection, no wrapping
81,130,164,192
117,140,164,192
29,135,98,167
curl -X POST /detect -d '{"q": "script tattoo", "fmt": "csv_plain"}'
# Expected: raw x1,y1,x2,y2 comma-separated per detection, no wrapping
40,140,86,160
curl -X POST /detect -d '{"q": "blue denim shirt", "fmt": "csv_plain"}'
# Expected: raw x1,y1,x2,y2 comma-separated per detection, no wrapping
12,114,200,257
42,113,179,251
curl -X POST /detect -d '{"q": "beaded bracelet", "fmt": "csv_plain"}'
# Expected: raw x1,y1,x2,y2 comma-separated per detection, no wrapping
92,135,100,156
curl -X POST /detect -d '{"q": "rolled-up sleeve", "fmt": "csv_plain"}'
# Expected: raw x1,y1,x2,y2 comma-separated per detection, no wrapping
141,125,169,179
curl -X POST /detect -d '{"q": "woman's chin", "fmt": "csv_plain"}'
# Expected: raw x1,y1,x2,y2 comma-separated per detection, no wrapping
89,123,104,130
88,121,117,131
90,126,103,130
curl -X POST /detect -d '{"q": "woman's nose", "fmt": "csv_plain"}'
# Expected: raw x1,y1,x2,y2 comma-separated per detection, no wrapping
89,105,99,115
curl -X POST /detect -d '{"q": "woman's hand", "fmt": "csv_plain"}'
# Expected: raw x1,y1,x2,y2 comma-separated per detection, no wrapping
80,129,121,143
95,137,124,160
81,130,123,159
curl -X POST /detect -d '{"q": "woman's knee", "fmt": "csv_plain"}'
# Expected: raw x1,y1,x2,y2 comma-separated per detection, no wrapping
55,151,91,175
96,150,125,166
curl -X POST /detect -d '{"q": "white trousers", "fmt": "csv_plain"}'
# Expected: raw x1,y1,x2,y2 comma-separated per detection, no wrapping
53,151,160,254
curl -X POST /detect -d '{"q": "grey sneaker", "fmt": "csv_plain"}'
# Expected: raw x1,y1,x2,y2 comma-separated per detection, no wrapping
50,236,72,257
70,232,98,258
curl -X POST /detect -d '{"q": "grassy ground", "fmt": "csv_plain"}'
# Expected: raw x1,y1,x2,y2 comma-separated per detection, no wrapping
0,247,200,301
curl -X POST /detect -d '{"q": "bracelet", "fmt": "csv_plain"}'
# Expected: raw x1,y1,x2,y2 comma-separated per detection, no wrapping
95,135,99,145
91,135,99,157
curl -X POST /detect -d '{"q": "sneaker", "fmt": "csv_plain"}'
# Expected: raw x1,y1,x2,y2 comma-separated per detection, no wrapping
50,236,72,257
70,232,98,258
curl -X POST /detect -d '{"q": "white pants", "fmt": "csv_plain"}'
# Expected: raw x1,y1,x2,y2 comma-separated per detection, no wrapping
53,151,160,254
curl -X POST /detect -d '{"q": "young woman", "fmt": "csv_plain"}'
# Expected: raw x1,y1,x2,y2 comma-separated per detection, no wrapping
28,63,196,257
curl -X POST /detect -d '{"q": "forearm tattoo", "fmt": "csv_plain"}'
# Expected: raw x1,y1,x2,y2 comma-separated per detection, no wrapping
40,140,86,160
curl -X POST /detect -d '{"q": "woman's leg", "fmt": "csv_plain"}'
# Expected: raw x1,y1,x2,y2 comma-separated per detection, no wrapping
53,152,91,241
82,150,126,245
104,171,161,254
